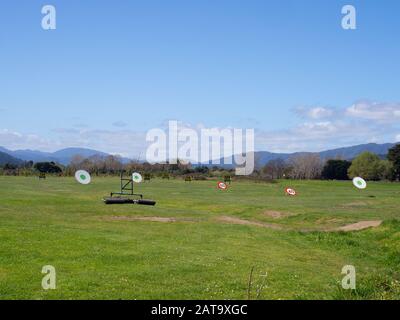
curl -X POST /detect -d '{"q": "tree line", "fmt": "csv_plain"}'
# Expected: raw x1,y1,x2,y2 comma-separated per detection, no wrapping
0,154,234,179
260,144,400,181
1,144,400,181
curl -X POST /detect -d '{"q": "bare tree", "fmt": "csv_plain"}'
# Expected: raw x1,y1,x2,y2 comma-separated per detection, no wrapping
262,159,287,179
288,153,323,179
70,155,84,168
104,155,123,174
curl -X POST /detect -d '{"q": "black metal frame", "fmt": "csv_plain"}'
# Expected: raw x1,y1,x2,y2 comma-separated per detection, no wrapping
110,172,143,199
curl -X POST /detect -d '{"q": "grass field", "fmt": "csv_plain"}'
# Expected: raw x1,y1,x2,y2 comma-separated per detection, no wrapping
0,176,399,300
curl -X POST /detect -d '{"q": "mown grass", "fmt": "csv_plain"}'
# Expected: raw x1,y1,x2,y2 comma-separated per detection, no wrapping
0,176,399,299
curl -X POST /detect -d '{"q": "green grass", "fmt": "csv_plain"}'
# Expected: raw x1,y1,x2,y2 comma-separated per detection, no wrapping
0,176,399,299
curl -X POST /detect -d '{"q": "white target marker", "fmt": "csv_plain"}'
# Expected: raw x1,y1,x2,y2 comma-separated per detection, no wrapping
353,177,367,189
285,187,296,196
75,170,91,185
217,181,228,190
132,172,143,183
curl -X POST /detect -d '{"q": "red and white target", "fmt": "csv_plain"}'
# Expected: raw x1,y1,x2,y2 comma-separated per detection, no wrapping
217,181,228,190
285,187,296,196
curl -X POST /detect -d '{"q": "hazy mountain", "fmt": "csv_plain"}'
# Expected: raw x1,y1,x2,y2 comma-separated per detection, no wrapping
212,142,399,168
0,151,24,166
51,148,110,164
0,147,124,165
318,143,396,160
1,142,398,167
0,147,57,163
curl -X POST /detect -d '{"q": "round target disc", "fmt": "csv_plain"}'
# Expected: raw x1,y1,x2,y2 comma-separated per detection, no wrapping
132,172,143,183
217,181,228,190
75,170,91,185
285,187,296,196
353,177,367,189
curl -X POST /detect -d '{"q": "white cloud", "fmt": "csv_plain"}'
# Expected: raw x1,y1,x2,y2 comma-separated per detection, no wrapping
0,128,146,158
267,100,400,152
73,123,89,129
112,121,128,128
0,129,61,151
56,129,147,158
307,107,334,119
294,106,336,120
2,99,400,157
294,101,400,124
346,101,400,123
1,118,397,158
254,118,391,153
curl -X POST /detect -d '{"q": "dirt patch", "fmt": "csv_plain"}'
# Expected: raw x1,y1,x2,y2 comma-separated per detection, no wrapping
104,215,382,233
340,201,368,208
217,216,283,230
107,216,177,223
315,218,343,225
217,216,382,233
336,220,382,232
263,210,288,219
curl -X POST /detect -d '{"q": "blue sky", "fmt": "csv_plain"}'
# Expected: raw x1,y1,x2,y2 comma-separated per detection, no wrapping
1,0,400,157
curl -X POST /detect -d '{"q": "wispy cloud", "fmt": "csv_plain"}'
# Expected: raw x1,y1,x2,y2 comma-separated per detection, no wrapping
260,100,400,152
55,129,146,158
1,100,399,156
346,100,400,123
112,121,128,128
294,100,400,123
294,106,336,120
255,120,386,153
73,123,89,129
0,129,61,151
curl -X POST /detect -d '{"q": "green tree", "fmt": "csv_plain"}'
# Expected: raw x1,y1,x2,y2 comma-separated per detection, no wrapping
34,162,62,174
380,160,394,180
348,152,386,181
321,160,351,180
387,144,400,181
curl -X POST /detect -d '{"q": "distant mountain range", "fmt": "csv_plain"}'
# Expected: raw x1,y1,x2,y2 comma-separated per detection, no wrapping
0,147,114,165
210,142,399,168
0,142,398,167
255,142,396,164
0,151,24,166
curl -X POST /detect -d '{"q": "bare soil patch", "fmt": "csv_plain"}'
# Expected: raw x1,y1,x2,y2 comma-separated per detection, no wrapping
340,201,369,208
336,220,382,232
315,217,343,225
217,216,382,233
217,216,283,230
263,210,288,219
106,216,177,223
103,215,382,233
